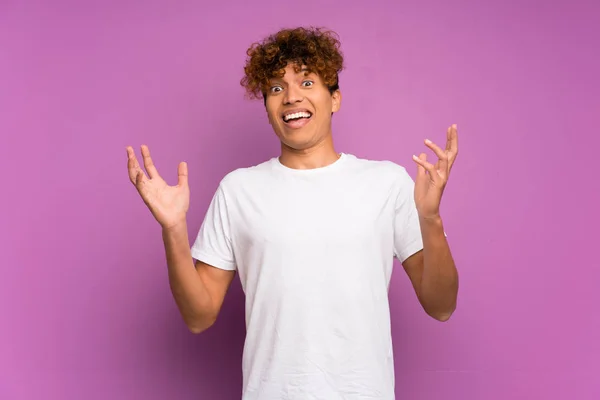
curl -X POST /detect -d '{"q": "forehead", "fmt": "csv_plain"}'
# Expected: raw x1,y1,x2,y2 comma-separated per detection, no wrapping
271,64,317,81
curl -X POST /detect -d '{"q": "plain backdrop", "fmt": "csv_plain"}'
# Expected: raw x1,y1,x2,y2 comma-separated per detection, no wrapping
1,0,599,399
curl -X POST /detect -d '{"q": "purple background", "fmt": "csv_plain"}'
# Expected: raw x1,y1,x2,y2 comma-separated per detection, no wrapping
1,0,599,399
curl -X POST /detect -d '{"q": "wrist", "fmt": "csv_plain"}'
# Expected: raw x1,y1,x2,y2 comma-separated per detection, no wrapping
419,214,443,225
162,219,188,235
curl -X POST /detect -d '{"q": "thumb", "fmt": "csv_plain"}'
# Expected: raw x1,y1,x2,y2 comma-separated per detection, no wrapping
177,162,188,187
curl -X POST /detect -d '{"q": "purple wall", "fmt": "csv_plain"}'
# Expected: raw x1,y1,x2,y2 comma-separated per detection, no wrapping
1,0,598,399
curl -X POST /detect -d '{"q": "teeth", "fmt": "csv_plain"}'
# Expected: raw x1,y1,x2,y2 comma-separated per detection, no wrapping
284,112,311,122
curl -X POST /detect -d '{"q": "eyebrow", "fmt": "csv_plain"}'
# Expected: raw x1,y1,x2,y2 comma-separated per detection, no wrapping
271,71,309,82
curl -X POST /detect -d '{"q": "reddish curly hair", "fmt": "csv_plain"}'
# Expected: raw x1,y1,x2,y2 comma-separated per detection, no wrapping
240,27,345,102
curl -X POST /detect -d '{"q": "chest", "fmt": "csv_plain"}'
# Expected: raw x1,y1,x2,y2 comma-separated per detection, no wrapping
230,178,396,253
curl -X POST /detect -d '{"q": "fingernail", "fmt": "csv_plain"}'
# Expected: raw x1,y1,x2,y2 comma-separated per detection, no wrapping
452,124,457,129
425,139,431,144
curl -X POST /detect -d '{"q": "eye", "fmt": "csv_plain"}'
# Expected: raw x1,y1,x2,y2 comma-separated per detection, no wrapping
302,80,314,87
270,86,283,93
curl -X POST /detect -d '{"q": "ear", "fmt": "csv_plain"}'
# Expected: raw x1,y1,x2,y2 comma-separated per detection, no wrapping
331,89,342,113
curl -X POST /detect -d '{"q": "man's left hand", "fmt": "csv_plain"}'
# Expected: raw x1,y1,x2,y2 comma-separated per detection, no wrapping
412,123,459,220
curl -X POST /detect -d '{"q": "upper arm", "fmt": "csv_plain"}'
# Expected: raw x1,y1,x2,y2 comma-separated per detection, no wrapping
195,259,236,319
402,249,424,299
392,165,424,295
190,181,237,318
392,166,424,261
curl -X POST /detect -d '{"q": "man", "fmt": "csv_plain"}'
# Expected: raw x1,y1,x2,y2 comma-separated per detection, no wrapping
127,27,459,399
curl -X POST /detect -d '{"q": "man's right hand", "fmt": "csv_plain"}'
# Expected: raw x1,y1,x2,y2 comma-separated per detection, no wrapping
126,145,190,230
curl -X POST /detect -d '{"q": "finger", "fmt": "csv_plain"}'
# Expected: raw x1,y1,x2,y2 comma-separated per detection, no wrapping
445,126,452,151
134,169,151,201
412,153,442,183
424,138,449,173
177,162,188,187
127,146,146,185
135,169,145,187
447,124,459,168
141,145,161,179
414,153,427,179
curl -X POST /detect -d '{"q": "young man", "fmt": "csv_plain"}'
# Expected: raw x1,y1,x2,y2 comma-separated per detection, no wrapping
127,27,459,399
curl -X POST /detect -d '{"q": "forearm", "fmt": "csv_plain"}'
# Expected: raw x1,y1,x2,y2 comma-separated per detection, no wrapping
419,216,458,320
162,221,215,332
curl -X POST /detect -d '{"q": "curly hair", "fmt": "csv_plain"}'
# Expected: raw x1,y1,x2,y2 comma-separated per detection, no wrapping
240,27,345,102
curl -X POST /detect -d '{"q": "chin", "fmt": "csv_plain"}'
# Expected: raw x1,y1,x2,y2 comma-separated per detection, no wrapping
277,131,318,150
280,138,312,151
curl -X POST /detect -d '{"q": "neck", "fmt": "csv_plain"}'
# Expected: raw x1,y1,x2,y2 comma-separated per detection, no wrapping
278,136,340,170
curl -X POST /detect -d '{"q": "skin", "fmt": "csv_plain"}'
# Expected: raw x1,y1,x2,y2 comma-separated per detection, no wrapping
265,64,342,170
126,145,235,333
407,126,460,321
126,60,459,333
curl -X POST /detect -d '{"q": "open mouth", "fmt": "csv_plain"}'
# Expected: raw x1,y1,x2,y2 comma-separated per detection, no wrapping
282,111,312,124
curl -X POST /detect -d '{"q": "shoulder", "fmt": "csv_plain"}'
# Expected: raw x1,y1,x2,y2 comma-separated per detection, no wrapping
215,157,278,192
345,154,414,185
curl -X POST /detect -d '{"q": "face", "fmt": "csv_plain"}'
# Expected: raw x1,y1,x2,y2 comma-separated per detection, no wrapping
265,64,341,151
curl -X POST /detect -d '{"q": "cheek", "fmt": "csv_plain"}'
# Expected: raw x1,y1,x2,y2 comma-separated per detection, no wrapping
316,98,333,118
265,108,278,125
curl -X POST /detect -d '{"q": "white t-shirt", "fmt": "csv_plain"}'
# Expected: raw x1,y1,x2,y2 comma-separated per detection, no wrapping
191,153,424,400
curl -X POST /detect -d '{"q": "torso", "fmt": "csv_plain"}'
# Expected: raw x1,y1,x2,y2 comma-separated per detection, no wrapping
193,153,423,399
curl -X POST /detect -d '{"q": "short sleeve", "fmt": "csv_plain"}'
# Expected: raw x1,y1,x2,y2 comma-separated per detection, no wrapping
393,167,424,263
190,184,236,271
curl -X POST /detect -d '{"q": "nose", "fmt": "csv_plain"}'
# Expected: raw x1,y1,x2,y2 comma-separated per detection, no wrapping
283,84,303,104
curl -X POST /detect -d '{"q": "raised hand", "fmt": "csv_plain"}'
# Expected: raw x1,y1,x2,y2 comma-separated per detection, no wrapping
411,124,459,220
126,145,190,229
